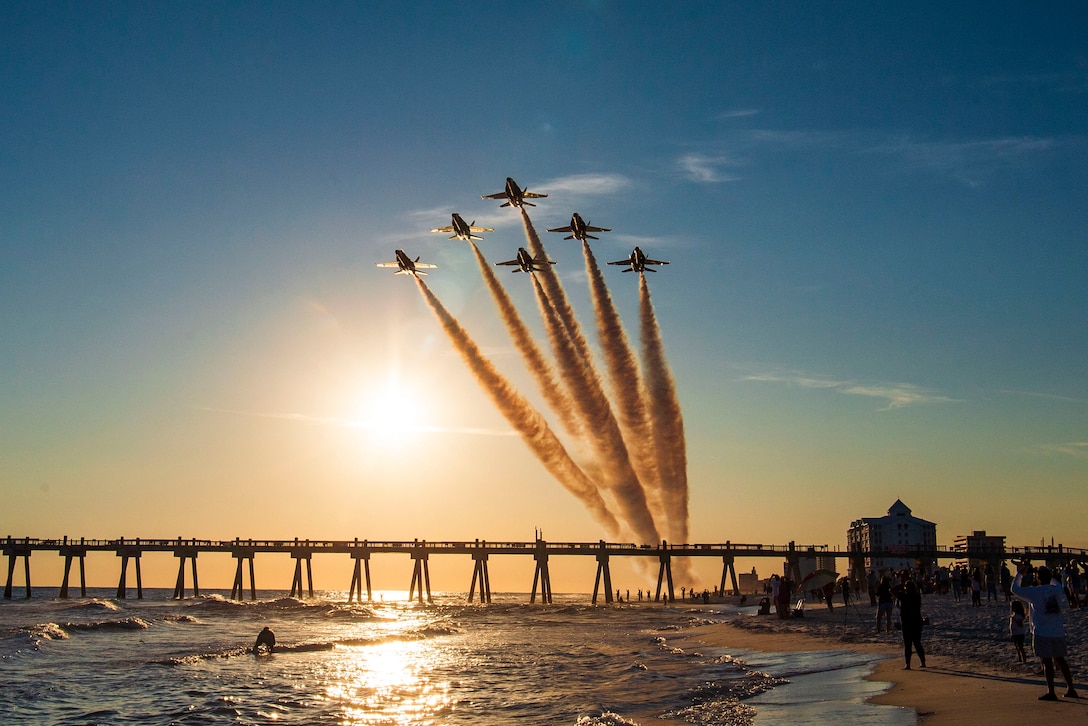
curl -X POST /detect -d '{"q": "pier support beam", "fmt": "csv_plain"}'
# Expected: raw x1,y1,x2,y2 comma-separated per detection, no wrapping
531,541,552,604
785,542,802,584
592,548,613,605
655,541,675,603
59,546,88,599
468,546,491,604
117,547,144,599
290,550,314,599
348,546,372,603
3,541,32,599
172,548,199,599
408,542,432,604
231,550,257,601
720,549,740,596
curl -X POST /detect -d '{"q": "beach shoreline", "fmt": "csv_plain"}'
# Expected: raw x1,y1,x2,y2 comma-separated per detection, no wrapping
683,594,1088,724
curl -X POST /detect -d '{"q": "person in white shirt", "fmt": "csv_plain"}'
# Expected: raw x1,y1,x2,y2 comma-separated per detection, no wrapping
1011,564,1079,701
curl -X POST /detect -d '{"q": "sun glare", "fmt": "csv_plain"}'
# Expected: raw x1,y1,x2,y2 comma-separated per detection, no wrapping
357,381,426,443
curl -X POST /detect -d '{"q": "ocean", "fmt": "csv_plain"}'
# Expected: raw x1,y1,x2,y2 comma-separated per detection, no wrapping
0,589,915,725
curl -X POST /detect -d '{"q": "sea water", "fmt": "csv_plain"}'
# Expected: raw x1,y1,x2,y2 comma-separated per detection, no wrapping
0,589,914,725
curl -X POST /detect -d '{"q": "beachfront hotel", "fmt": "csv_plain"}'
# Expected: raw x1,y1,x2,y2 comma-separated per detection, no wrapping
847,499,938,576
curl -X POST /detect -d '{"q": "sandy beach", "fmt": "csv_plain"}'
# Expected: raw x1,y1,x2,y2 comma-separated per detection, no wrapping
686,592,1088,724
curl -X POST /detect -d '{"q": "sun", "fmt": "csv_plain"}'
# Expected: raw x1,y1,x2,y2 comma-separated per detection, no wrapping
357,380,426,442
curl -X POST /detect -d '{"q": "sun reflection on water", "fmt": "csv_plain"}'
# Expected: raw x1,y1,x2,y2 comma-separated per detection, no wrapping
324,638,453,725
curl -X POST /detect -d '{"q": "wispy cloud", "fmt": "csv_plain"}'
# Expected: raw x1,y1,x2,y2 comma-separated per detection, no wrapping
192,406,517,437
741,371,956,411
541,173,630,196
677,153,741,183
1000,389,1088,405
718,108,760,119
864,135,1056,186
1030,442,1088,460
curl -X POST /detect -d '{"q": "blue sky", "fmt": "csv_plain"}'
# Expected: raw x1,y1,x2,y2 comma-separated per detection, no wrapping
2,2,1086,587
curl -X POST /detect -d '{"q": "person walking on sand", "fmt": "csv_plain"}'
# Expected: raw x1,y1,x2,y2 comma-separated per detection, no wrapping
1012,564,1079,701
893,579,926,669
1010,600,1028,663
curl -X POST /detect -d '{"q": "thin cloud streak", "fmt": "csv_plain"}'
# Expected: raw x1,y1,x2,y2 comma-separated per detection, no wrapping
1031,442,1088,460
192,406,518,436
741,372,956,410
1000,389,1088,405
541,173,630,196
677,153,741,183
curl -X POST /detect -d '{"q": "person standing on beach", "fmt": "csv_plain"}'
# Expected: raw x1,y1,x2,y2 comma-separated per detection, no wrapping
893,579,926,669
1012,563,1080,701
876,575,894,632
1010,600,1028,663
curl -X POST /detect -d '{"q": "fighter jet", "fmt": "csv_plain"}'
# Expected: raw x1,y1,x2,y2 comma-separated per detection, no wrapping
547,212,611,242
376,249,438,276
482,177,548,208
430,213,494,242
607,247,669,273
494,247,556,273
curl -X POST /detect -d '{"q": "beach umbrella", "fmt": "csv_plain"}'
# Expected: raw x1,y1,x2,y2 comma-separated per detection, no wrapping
800,569,839,591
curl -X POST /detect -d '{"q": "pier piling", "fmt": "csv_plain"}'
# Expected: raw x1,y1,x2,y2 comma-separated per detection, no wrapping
348,545,372,603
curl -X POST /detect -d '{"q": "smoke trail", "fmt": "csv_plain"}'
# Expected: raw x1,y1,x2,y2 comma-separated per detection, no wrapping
415,276,620,536
469,241,584,440
531,275,661,545
639,274,689,544
581,242,664,515
520,208,593,358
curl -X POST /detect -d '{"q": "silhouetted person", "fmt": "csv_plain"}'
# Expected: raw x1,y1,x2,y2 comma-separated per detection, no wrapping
1012,564,1079,700
893,579,926,669
253,626,276,654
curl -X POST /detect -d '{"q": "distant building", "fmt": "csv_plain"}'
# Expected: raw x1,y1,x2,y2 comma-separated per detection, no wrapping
737,567,760,594
847,499,937,577
952,530,1006,569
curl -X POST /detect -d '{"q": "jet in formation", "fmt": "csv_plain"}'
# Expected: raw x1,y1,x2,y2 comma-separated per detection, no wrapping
482,177,548,208
376,249,438,276
607,247,669,273
547,212,611,242
430,213,494,242
495,247,556,273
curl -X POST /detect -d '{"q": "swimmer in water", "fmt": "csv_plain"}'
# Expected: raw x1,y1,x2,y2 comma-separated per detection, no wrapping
253,626,275,654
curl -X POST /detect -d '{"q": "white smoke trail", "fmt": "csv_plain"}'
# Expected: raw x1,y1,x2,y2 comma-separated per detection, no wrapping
416,276,620,536
469,241,584,440
639,274,689,545
581,242,665,520
530,274,661,545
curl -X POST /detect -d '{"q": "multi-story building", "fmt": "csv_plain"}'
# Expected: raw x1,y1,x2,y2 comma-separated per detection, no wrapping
952,530,1006,570
847,499,938,577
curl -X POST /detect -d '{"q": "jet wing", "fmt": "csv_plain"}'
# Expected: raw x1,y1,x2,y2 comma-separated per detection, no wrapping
522,191,548,199
481,192,508,200
429,225,455,233
469,225,494,233
414,262,438,269
606,258,632,266
584,224,611,233
546,225,573,234
494,258,520,266
376,261,401,268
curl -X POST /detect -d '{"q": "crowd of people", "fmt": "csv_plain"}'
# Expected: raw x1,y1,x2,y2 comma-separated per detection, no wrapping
756,558,1086,701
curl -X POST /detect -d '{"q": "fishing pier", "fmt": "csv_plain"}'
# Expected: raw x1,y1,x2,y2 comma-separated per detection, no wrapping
4,535,1085,604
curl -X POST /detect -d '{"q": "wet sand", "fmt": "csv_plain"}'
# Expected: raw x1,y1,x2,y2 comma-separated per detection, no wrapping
688,593,1088,723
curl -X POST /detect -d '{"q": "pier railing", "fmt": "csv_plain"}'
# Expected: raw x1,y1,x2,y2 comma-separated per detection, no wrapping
4,535,1085,604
